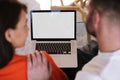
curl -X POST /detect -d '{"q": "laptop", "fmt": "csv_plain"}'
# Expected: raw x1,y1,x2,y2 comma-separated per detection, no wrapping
30,10,77,68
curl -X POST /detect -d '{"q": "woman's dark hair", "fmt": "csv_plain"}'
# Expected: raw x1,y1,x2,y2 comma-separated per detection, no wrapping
0,0,27,68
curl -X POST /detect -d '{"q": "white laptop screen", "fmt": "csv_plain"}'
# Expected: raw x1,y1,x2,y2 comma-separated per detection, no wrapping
30,10,76,40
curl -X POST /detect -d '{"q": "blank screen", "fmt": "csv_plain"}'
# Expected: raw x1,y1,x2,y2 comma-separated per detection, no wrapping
31,10,76,40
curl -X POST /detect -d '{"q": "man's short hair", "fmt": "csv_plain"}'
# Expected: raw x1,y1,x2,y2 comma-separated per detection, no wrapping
90,0,120,24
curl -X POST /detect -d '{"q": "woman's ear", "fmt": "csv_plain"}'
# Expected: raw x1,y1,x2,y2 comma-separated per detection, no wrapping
5,29,14,43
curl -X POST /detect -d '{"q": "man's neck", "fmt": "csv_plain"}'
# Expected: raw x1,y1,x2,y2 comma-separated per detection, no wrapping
97,29,120,53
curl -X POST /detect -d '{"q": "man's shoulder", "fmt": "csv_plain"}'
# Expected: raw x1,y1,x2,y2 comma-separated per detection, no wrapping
79,55,109,76
75,71,102,80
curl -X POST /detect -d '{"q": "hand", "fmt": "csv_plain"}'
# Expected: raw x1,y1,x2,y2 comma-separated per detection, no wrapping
27,50,52,80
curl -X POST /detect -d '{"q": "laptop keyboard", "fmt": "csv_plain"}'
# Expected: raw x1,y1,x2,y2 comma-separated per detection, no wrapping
36,43,71,54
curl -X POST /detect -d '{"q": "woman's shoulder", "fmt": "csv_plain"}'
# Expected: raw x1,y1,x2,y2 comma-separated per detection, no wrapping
0,54,27,80
40,51,69,80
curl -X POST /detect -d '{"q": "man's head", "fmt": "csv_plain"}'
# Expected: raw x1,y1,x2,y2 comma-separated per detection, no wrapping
86,0,120,37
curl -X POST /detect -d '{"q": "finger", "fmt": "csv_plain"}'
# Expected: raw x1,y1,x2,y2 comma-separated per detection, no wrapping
36,50,42,65
27,54,32,69
31,52,37,66
41,50,47,53
40,51,47,65
48,62,52,76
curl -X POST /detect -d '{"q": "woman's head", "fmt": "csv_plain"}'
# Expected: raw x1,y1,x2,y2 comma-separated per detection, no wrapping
0,1,28,68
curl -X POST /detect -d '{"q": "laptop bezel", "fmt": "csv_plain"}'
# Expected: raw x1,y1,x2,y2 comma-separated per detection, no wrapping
30,10,76,41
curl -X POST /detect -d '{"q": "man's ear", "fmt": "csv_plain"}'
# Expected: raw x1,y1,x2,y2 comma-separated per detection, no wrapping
5,29,14,43
93,10,101,30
